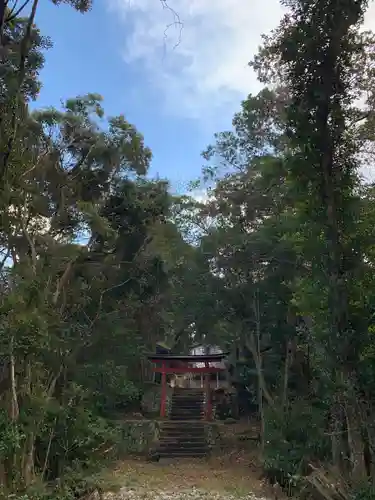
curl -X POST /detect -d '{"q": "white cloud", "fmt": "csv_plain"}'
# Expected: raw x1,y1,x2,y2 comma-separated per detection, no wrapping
109,0,375,180
363,3,375,31
109,0,285,120
189,188,209,204
109,0,375,124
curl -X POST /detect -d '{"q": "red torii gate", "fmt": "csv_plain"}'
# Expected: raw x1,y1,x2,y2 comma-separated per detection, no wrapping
147,352,229,420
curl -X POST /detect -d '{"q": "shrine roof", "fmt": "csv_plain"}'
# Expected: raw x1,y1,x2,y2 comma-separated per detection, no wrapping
147,352,229,362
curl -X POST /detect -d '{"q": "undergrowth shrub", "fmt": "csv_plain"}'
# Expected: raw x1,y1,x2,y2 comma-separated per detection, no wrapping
262,399,331,495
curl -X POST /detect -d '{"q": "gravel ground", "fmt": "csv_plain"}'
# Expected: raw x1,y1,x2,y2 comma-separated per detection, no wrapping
101,455,272,500
104,486,270,500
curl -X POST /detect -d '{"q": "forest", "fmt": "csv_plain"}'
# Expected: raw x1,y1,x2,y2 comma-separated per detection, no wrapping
1,0,375,498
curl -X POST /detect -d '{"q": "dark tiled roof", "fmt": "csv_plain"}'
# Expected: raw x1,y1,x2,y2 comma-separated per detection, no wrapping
147,352,229,362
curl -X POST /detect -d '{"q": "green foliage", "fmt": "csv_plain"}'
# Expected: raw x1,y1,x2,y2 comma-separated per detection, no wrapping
351,483,375,500
76,362,141,415
189,1,375,496
0,10,182,496
264,400,331,474
0,410,24,458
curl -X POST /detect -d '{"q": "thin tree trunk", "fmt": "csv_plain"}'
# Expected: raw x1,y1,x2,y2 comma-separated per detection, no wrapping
345,401,367,481
246,336,274,407
9,337,19,421
254,286,265,452
42,419,56,481
23,431,35,486
0,0,6,45
330,410,341,469
0,459,6,488
282,340,291,412
257,356,265,453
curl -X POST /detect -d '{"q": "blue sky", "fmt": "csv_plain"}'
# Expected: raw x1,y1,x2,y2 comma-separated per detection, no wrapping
33,0,375,194
33,1,375,190
33,0,288,194
34,2,201,193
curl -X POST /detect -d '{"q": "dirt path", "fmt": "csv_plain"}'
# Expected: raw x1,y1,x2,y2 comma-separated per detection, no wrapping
104,455,273,500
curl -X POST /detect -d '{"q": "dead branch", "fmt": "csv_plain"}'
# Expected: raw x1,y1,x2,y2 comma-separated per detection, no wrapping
6,0,32,24
305,464,349,500
20,195,37,272
53,259,75,305
160,0,183,53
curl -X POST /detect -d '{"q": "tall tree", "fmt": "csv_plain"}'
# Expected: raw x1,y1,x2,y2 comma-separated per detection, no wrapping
251,0,374,485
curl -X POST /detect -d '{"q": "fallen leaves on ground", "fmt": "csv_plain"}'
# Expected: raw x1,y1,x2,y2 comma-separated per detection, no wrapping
104,455,273,500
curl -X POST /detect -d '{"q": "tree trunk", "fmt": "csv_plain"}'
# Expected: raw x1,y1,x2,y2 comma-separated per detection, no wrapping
246,336,274,407
254,286,265,452
0,1,6,45
9,339,19,421
23,431,35,486
282,340,291,411
345,401,367,482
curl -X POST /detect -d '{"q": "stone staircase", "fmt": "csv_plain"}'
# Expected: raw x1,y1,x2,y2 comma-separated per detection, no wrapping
170,387,205,420
158,388,209,458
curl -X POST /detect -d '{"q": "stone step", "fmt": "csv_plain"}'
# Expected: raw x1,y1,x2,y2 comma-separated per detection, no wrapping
170,408,203,411
169,419,203,422
170,407,203,410
172,394,204,397
160,437,205,440
172,398,204,402
171,399,203,403
171,397,204,402
170,416,204,420
171,403,203,406
173,390,204,394
160,421,206,428
173,389,204,393
159,441,207,448
169,414,204,419
171,404,203,408
158,450,208,458
172,394,205,399
169,416,205,421
172,401,205,408
171,403,204,406
170,409,204,414
159,434,206,439
172,393,204,396
158,444,208,451
171,403,204,407
172,393,204,397
160,428,206,435
172,394,204,396
171,407,203,410
171,400,204,405
160,423,205,428
159,427,206,435
157,405,209,458
170,412,203,416
171,401,203,405
172,397,204,400
159,446,208,453
159,447,208,454
159,434,205,443
160,433,206,440
171,406,203,410
161,430,205,434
